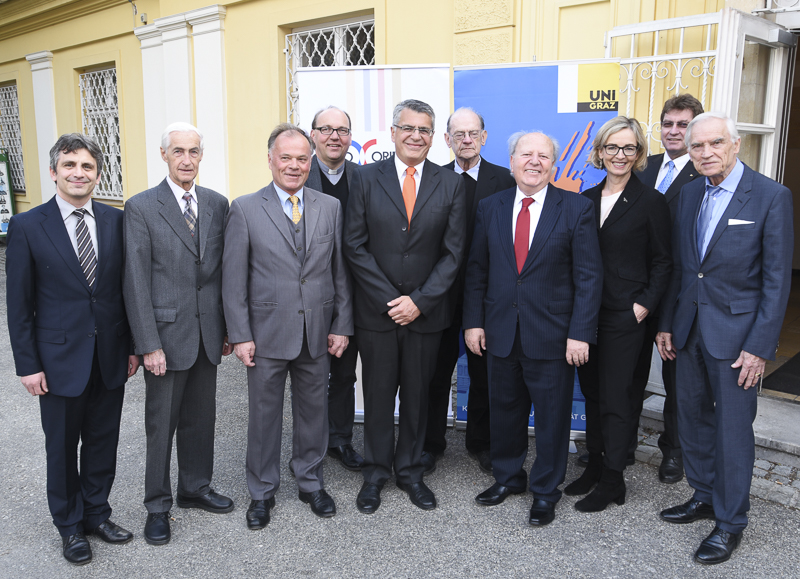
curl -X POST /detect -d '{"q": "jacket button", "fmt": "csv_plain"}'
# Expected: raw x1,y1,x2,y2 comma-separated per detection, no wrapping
401,226,407,232
91,297,97,302
398,282,403,286
301,279,306,284
403,253,408,258
698,273,704,278
197,285,202,291
87,333,93,338
297,246,303,251
512,302,517,308
298,310,304,315
693,301,697,306
517,280,522,286
195,260,200,265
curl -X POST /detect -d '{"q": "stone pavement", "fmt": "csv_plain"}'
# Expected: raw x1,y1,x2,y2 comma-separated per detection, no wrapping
1,240,799,578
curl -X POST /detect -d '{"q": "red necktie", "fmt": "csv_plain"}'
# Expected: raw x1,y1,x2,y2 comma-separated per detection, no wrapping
402,166,416,227
515,197,534,273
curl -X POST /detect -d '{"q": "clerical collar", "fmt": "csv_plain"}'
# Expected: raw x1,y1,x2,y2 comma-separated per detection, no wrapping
316,157,344,176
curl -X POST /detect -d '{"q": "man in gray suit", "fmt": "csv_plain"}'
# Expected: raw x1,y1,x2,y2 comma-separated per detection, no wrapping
307,106,364,471
222,124,353,528
124,122,233,546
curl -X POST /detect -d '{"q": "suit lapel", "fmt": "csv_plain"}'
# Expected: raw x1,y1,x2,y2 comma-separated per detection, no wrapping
196,188,214,259
376,159,407,219
40,197,91,292
601,176,642,231
702,167,752,262
639,153,662,188
411,159,440,221
665,161,698,205
92,200,112,292
686,180,706,267
158,180,199,256
523,187,561,271
496,190,517,272
303,187,321,266
261,184,295,249
307,156,323,192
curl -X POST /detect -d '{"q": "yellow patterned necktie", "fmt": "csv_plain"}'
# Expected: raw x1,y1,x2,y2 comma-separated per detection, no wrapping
289,195,301,224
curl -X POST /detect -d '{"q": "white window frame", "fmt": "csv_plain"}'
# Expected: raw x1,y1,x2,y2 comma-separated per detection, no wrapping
79,66,123,200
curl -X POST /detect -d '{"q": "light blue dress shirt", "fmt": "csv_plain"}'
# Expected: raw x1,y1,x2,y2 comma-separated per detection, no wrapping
697,158,743,260
274,184,304,220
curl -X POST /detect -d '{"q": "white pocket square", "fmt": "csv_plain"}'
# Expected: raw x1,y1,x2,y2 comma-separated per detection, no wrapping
728,219,754,225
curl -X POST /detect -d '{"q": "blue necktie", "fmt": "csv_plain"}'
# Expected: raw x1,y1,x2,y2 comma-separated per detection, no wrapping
696,186,722,261
657,160,675,194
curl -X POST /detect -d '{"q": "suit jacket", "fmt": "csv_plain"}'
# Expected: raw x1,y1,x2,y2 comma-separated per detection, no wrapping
6,197,131,396
583,173,672,312
636,153,700,224
463,185,603,360
123,179,229,371
305,156,361,213
222,183,353,360
344,157,466,333
659,163,793,360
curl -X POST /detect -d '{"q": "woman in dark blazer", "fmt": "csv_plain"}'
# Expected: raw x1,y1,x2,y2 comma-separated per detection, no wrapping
566,116,672,512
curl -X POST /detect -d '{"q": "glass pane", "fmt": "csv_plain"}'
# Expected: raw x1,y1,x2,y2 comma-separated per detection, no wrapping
737,41,773,125
739,133,763,170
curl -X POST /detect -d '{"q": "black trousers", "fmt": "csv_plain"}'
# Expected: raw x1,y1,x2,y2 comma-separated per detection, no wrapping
357,326,442,486
327,333,359,447
424,304,491,456
488,324,573,503
578,307,646,472
629,315,681,458
39,347,125,537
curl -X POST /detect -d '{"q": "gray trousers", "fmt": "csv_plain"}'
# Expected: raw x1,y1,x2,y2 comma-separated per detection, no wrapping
246,335,330,499
143,345,217,513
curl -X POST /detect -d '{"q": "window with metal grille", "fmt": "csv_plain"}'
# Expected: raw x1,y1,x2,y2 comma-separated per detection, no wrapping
79,67,123,200
285,17,375,124
0,83,26,192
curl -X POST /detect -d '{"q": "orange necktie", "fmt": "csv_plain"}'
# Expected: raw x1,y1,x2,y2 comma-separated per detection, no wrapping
403,166,416,227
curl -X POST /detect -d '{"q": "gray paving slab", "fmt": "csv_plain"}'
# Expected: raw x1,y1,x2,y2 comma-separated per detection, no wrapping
2,243,800,578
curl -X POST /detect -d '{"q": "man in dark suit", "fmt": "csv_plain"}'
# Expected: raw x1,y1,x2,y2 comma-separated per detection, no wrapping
657,112,792,564
223,124,353,527
463,131,602,526
307,106,364,471
423,107,515,475
631,93,704,483
344,99,466,513
124,122,233,546
7,133,139,565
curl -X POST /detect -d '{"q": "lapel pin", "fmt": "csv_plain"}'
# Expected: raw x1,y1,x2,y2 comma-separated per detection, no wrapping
623,197,627,203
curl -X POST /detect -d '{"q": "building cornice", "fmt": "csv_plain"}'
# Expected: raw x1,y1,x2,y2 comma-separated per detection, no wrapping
0,0,129,43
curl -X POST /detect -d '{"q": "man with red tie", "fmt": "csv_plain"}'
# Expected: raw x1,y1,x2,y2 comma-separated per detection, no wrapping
463,131,602,526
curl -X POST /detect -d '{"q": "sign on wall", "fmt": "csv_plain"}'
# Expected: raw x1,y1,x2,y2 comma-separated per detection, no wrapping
0,149,17,236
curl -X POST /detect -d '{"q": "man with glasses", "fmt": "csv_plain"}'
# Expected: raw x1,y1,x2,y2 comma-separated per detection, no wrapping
307,106,365,472
629,93,704,484
344,99,466,513
422,107,516,475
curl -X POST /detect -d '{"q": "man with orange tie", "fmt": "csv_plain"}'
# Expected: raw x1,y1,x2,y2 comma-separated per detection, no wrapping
344,99,466,514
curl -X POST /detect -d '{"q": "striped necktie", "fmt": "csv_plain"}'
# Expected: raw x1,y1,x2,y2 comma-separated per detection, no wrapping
73,209,97,288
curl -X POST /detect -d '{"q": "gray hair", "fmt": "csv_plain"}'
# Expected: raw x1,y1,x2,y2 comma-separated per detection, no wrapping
268,123,313,154
311,106,352,130
49,133,104,174
507,131,560,160
161,122,204,151
446,107,485,134
392,99,435,131
685,111,740,148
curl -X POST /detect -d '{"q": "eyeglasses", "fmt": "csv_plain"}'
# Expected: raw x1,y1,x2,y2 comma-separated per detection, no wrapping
393,125,434,137
314,126,351,136
450,130,482,141
602,144,639,157
661,121,690,130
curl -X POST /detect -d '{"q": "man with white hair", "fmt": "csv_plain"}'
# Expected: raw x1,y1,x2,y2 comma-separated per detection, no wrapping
124,122,234,546
656,112,793,564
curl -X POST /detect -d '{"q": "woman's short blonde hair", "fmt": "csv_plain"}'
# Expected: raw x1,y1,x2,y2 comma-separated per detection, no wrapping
587,116,648,173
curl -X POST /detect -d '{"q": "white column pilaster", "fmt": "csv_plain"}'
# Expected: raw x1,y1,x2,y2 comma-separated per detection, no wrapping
187,5,228,197
26,51,58,202
154,14,193,125
134,24,167,188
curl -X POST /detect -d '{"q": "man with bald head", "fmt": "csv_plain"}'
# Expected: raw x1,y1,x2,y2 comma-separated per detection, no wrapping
463,131,602,526
423,107,515,475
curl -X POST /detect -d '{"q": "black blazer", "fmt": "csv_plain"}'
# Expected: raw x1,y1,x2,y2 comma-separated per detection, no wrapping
443,157,516,306
344,157,466,334
305,156,362,214
583,173,672,313
635,153,700,224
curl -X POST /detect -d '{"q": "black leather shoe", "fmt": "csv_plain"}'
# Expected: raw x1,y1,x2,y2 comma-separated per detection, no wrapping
328,444,364,471
143,512,170,546
356,482,383,514
62,533,92,565
89,519,133,544
396,480,437,510
421,451,441,475
659,455,684,484
299,489,336,518
660,498,714,524
528,499,556,526
577,452,589,466
176,490,234,513
469,450,493,474
246,498,275,530
475,482,524,506
694,526,742,565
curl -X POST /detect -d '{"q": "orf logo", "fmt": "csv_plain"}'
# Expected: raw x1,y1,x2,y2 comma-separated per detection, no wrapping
347,139,395,165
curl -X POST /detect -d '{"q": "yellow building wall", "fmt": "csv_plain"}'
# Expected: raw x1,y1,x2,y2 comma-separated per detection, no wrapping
0,0,758,206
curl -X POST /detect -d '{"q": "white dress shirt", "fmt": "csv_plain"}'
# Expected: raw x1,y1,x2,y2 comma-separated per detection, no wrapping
453,156,481,181
394,155,425,197
512,186,547,248
167,176,198,216
55,194,98,259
